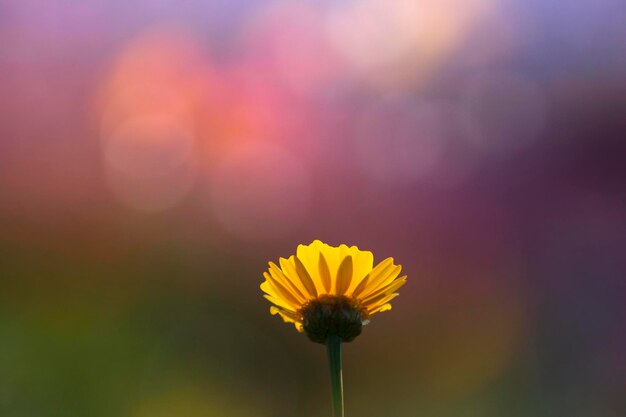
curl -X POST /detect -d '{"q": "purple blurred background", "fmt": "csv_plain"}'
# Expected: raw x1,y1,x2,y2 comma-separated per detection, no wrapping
1,1,625,416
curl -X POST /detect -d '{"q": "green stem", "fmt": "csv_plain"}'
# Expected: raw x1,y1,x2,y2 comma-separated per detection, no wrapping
326,334,344,417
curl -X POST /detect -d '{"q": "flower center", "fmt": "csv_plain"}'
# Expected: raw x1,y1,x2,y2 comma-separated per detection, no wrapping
300,295,369,344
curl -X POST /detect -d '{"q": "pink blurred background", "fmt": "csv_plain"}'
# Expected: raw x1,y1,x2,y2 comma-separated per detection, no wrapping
1,1,625,416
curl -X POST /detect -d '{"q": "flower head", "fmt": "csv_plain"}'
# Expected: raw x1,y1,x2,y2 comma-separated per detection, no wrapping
261,240,407,343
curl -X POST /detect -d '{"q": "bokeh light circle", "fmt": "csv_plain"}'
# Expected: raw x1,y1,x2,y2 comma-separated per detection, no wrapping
104,162,195,213
209,142,311,242
95,27,209,213
325,0,494,90
103,114,196,180
461,72,549,156
353,100,445,184
325,0,421,75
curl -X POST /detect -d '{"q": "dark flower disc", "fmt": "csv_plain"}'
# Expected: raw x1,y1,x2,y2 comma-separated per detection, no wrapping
301,295,368,344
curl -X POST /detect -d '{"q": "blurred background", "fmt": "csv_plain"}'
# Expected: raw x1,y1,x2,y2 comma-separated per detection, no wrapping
1,0,625,416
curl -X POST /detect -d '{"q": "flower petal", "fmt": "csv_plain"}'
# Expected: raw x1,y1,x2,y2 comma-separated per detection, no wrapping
296,241,326,294
359,262,402,299
361,276,407,306
293,255,318,298
335,255,353,295
318,241,342,277
350,274,370,298
270,306,303,331
264,272,305,308
366,293,400,312
268,262,307,303
318,252,332,293
369,303,393,314
260,280,277,298
280,257,313,299
347,246,373,293
352,257,394,298
264,294,297,312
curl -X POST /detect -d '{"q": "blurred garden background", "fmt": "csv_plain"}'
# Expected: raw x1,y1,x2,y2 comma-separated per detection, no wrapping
1,0,625,416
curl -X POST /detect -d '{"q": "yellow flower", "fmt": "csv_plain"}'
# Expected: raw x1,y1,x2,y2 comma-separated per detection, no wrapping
261,240,407,343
